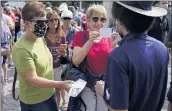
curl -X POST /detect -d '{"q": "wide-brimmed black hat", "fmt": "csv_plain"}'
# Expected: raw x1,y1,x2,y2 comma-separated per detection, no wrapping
116,1,167,17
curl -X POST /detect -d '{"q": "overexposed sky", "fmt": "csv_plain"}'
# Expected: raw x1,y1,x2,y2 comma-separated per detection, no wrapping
7,2,26,8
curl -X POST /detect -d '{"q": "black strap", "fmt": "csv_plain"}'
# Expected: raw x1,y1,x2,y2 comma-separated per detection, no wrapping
83,30,87,43
171,51,172,82
79,97,87,111
12,68,19,100
79,30,87,111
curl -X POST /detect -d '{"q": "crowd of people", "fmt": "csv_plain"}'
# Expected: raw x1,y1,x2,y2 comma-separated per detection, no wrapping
1,1,172,111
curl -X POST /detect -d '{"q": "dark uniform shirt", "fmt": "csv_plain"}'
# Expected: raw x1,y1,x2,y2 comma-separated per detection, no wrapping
104,32,169,111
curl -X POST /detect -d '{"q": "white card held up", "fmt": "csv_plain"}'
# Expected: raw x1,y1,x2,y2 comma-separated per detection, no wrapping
68,79,87,97
99,28,113,38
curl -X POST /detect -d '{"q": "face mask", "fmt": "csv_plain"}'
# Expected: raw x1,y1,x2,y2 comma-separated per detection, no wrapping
33,20,48,37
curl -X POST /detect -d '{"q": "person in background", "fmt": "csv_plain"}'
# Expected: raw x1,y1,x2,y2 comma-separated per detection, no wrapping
45,2,52,8
45,11,67,110
14,7,22,42
95,1,169,111
59,3,68,17
60,3,68,8
1,6,12,83
81,14,88,30
53,7,60,15
1,21,11,83
71,4,119,111
1,6,14,29
1,21,10,104
68,6,81,27
3,6,15,68
148,1,169,42
58,3,68,28
46,7,53,13
61,10,76,44
68,6,81,30
3,6,15,22
12,2,70,111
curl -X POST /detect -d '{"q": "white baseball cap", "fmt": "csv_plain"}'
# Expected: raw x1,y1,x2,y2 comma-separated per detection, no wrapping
59,4,68,12
61,3,68,7
61,10,73,19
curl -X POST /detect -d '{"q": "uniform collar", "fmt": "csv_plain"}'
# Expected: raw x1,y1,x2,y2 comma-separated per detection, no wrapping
119,32,146,45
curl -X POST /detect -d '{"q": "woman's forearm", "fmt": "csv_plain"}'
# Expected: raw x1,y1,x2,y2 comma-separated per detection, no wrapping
28,76,66,89
72,40,93,66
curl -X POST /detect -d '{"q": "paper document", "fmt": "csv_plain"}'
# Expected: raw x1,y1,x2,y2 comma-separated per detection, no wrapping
68,79,87,97
100,28,113,38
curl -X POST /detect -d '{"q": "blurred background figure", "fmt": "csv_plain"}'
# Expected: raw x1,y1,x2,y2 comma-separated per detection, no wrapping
46,7,53,13
53,7,60,15
61,10,76,44
45,2,52,8
1,21,11,84
59,3,68,16
14,7,22,42
148,1,169,43
3,6,15,68
45,2,53,13
68,6,81,27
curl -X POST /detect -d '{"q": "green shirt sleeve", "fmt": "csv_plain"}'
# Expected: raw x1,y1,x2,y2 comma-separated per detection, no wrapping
14,49,36,73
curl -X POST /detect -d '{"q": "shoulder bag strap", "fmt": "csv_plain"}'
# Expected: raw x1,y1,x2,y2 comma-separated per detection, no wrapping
12,68,19,100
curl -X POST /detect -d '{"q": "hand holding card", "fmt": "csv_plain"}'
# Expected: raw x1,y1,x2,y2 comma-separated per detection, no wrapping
99,28,113,38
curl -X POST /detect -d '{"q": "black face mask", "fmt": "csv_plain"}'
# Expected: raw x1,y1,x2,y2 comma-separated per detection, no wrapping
33,20,48,37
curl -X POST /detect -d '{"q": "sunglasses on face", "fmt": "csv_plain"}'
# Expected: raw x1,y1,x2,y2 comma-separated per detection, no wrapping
49,19,59,22
92,17,107,23
63,17,72,20
31,20,49,24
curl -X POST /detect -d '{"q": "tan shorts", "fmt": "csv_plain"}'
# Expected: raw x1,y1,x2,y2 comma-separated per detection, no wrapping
53,67,62,81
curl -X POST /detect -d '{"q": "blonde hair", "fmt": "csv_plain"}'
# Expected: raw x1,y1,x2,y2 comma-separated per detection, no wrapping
86,4,107,20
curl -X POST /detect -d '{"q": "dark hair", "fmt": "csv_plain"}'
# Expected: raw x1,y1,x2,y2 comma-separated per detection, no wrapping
68,6,76,14
112,2,155,33
22,2,46,22
45,2,52,7
153,1,160,6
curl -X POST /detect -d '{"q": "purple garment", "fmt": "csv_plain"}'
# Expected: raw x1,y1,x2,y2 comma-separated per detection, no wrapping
45,36,66,68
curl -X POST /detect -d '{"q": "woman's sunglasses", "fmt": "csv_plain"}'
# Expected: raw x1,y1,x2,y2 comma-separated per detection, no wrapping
63,17,72,20
92,17,107,23
49,19,59,22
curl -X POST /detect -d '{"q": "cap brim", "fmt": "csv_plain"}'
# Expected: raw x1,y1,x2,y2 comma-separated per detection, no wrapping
61,16,72,19
116,1,167,17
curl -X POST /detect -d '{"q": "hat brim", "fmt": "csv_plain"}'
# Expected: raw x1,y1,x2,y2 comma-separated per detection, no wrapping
61,16,73,19
116,1,167,17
